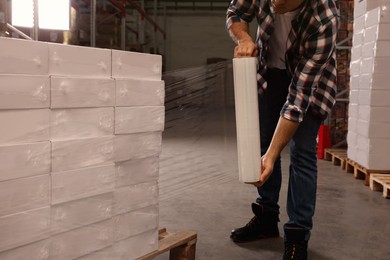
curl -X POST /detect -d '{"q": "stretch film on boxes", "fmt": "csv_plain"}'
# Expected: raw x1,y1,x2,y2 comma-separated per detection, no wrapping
113,205,158,241
52,136,114,172
0,37,49,75
111,229,158,260
0,75,50,109
51,107,114,140
115,106,165,134
365,5,390,28
114,132,162,162
0,109,50,144
0,175,50,217
51,164,115,204
49,43,111,78
116,79,165,106
0,239,50,260
0,207,50,252
232,57,261,183
113,182,158,215
51,77,115,108
50,219,114,260
0,142,51,182
112,50,162,80
115,156,159,187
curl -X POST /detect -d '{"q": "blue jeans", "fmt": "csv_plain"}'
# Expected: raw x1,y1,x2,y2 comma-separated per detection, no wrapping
256,68,321,239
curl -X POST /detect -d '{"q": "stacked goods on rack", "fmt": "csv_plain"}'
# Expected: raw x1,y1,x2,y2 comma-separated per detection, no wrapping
0,37,164,259
330,0,354,146
347,0,390,170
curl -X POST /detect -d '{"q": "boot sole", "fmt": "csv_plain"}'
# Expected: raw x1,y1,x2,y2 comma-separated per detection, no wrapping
230,233,280,243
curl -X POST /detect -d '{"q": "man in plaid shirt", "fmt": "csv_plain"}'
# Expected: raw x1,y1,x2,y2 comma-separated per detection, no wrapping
226,0,339,259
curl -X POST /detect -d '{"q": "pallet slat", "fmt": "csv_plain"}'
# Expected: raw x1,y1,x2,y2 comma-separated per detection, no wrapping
370,174,390,199
137,228,197,260
323,148,347,170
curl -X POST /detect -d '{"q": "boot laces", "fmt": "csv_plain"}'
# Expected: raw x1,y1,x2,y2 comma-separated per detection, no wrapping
284,241,306,259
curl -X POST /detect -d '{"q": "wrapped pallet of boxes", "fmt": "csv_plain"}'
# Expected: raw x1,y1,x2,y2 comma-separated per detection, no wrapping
348,1,390,170
0,37,164,260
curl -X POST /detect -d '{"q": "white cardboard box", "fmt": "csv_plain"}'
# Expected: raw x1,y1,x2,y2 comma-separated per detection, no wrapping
111,50,162,80
357,149,390,170
0,75,50,109
0,207,51,252
51,107,114,140
52,136,114,172
74,246,114,260
0,142,51,182
348,117,358,133
0,238,50,260
352,31,364,47
349,89,359,104
111,229,158,260
351,46,362,63
349,60,361,76
0,175,50,218
0,37,49,75
347,146,358,162
113,205,158,241
52,192,113,234
51,164,115,205
365,5,390,28
0,109,50,144
364,24,390,44
354,0,367,19
50,219,114,260
357,136,390,152
358,89,390,106
113,182,158,215
353,13,366,32
114,133,162,162
115,106,165,134
349,75,360,90
49,43,111,78
115,79,165,106
349,103,359,119
347,130,358,149
359,105,390,123
357,119,390,138
362,41,390,58
51,77,115,108
115,156,159,187
361,57,390,75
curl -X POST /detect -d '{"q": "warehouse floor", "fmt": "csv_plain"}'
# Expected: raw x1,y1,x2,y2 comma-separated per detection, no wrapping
156,106,390,260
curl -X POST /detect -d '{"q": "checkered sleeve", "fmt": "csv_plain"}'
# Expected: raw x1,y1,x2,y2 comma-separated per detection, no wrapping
226,0,257,30
281,18,338,123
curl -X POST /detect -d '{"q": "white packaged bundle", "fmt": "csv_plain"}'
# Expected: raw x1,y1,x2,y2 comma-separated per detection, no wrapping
51,77,115,108
0,75,50,109
232,57,261,183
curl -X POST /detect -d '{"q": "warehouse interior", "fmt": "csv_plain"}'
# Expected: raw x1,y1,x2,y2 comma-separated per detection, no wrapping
0,0,390,259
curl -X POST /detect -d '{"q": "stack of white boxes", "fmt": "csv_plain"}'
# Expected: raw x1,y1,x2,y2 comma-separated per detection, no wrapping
0,37,165,259
348,0,390,170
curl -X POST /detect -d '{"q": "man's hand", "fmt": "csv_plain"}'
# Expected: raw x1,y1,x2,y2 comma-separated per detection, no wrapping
234,39,259,58
246,153,276,187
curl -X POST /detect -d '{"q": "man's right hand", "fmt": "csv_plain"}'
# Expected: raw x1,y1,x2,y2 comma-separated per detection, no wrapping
234,39,259,58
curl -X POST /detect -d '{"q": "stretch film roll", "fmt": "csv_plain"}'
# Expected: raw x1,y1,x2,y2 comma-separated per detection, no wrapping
233,57,261,183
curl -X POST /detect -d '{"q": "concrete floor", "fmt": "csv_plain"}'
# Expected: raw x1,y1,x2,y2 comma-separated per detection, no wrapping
156,106,390,260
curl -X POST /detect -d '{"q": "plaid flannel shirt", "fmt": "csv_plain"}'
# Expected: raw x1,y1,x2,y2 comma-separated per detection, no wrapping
226,0,339,122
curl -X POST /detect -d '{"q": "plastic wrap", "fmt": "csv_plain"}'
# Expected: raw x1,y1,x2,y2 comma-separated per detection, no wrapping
0,142,51,182
51,77,115,108
51,164,115,205
112,49,162,80
48,43,111,78
116,78,165,106
115,106,165,134
0,175,50,217
232,57,261,183
51,107,114,140
114,133,162,162
0,37,162,259
0,109,50,144
0,37,49,75
0,75,50,109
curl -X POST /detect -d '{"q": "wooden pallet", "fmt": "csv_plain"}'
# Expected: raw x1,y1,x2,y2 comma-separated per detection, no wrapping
370,174,390,199
344,158,355,174
324,148,347,170
137,228,197,260
347,160,390,186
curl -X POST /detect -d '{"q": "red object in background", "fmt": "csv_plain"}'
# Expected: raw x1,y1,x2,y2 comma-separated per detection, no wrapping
317,125,331,159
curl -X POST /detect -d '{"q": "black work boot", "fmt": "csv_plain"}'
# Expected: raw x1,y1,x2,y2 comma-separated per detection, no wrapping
230,203,279,243
283,228,308,260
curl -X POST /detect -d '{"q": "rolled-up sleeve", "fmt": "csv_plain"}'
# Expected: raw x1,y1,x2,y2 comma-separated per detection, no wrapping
226,0,256,30
281,18,338,122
